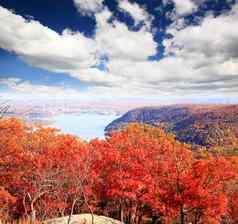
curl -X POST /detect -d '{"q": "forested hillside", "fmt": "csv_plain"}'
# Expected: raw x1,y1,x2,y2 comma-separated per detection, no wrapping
105,105,238,148
2,118,238,224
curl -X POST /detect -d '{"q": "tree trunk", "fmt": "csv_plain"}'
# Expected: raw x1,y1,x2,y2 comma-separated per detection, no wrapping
23,194,28,217
130,205,137,224
30,209,36,224
137,214,142,224
59,209,65,217
194,211,201,224
151,216,160,224
68,198,78,224
29,199,36,224
127,212,130,224
180,205,185,224
120,204,124,223
82,190,94,224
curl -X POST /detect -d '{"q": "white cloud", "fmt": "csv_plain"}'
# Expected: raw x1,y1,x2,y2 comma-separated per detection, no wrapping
95,3,238,98
163,0,205,18
95,9,157,61
165,4,238,60
118,0,152,27
0,6,97,73
73,0,104,15
0,77,21,86
1,3,238,99
70,68,125,86
0,78,85,98
0,5,157,87
172,0,197,16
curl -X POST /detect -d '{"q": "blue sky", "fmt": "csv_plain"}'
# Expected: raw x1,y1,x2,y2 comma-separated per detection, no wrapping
0,0,237,101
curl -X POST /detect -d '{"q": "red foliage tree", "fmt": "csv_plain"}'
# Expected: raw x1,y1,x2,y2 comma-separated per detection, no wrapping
1,119,238,224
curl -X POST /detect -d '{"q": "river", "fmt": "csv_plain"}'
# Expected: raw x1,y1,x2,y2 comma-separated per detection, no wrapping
53,113,120,140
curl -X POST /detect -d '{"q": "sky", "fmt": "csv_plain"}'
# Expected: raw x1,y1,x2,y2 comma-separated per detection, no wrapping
0,0,238,102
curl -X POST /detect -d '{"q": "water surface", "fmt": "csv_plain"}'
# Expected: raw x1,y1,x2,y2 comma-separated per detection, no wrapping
53,113,120,140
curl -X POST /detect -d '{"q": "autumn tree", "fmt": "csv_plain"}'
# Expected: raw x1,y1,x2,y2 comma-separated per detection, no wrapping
0,187,16,220
1,118,238,224
92,124,177,224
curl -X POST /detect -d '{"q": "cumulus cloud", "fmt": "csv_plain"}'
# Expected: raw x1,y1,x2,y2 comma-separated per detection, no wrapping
73,0,104,15
163,0,205,19
165,5,238,61
118,0,152,27
95,8,157,61
95,3,238,98
157,4,238,94
172,0,197,16
0,77,84,98
0,78,21,86
0,5,157,89
0,6,97,72
0,2,238,99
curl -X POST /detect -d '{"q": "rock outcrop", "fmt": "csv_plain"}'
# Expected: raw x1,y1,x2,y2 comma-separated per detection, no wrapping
45,214,122,224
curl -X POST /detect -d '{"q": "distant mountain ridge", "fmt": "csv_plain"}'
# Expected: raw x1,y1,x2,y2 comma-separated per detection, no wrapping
105,104,238,148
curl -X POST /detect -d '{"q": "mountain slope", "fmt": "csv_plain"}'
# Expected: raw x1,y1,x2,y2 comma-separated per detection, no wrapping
105,104,238,148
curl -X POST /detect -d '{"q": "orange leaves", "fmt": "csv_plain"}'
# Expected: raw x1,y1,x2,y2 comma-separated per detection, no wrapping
1,118,238,223
0,187,17,220
0,187,16,206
